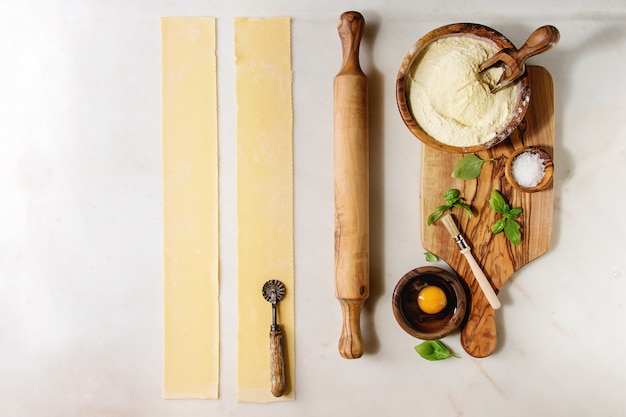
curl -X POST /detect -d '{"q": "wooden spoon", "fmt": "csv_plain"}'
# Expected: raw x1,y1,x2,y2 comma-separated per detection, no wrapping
480,25,560,93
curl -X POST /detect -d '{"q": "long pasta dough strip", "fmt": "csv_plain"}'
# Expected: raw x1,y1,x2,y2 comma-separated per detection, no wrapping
161,17,219,399
235,17,294,403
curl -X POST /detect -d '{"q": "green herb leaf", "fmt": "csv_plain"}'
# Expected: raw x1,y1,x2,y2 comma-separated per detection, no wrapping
488,189,508,214
492,218,506,234
504,219,522,246
506,207,523,219
427,209,445,226
427,189,474,225
453,202,473,218
443,189,460,201
488,189,524,245
424,252,438,262
452,154,487,180
414,340,459,361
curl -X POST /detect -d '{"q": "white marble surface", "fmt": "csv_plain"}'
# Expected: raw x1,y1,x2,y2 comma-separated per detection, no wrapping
1,0,626,416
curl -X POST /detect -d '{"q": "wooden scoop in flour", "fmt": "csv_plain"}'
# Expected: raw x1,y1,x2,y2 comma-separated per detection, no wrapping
334,11,369,359
480,25,560,93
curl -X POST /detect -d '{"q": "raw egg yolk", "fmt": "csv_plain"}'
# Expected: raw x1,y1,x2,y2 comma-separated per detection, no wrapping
417,285,447,314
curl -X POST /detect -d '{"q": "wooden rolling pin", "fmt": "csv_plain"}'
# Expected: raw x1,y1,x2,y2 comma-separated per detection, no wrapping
334,11,369,359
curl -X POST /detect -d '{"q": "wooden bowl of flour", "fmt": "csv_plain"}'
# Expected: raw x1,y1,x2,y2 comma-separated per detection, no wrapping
396,23,531,153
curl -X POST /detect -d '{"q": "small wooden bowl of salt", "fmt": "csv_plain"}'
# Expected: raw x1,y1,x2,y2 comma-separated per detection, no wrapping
505,146,554,192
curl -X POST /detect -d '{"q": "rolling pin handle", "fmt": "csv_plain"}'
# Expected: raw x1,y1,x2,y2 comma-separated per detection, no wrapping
338,300,365,359
337,11,365,75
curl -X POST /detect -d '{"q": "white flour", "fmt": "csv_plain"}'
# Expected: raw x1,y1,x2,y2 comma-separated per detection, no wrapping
407,36,518,147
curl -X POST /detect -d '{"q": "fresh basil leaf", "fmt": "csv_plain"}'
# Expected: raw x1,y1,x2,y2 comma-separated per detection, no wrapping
492,218,506,234
424,252,438,262
507,207,523,219
454,202,473,218
488,189,523,245
488,189,508,213
443,189,460,201
451,154,485,180
428,189,474,225
414,340,459,361
504,218,522,245
427,209,445,226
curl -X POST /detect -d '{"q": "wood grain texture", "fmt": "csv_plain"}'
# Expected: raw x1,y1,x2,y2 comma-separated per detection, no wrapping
334,11,369,359
269,328,286,397
480,26,560,93
420,66,554,357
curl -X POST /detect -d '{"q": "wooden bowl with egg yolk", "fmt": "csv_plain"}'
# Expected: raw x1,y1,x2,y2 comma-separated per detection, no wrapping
396,23,531,153
392,266,468,340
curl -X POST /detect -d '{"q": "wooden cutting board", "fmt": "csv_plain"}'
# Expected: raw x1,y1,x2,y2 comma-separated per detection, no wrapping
420,66,554,358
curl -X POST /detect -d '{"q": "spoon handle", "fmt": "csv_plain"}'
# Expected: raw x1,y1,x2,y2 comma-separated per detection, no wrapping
515,25,560,65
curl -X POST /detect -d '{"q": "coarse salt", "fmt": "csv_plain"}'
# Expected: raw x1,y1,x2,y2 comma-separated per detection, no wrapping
511,151,545,188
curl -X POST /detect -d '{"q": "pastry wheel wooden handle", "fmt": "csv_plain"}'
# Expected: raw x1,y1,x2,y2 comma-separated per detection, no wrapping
334,11,369,359
269,325,286,397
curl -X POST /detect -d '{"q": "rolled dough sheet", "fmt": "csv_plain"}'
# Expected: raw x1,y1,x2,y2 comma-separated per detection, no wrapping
161,17,219,399
235,17,295,402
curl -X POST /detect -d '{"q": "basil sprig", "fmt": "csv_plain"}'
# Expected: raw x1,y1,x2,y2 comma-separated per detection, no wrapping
489,189,523,246
414,340,459,361
426,188,473,225
452,154,493,180
424,251,438,262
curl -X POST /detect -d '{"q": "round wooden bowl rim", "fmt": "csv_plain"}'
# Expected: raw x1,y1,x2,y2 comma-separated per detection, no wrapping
504,146,554,192
392,266,468,340
396,23,531,154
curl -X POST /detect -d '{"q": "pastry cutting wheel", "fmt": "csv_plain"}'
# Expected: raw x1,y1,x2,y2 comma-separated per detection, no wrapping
261,279,286,397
